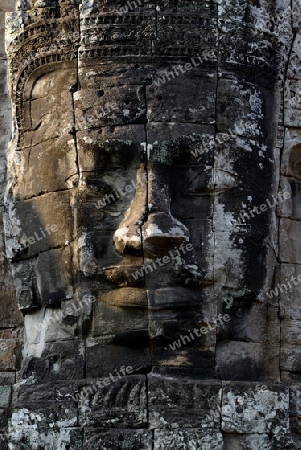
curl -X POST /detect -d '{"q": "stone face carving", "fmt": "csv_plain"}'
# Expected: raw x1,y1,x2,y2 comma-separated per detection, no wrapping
1,0,301,447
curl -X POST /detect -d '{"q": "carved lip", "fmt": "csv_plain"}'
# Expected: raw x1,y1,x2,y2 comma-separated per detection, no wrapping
100,287,148,308
104,263,145,287
99,286,203,310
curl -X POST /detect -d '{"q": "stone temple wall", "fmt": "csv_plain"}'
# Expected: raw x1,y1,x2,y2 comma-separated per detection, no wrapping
0,0,301,448
0,1,23,447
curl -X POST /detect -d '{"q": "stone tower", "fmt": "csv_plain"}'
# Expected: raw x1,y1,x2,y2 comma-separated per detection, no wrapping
0,0,300,448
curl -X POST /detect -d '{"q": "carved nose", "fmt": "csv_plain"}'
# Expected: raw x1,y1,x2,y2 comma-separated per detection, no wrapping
113,165,146,256
142,164,190,257
141,212,189,258
113,163,190,257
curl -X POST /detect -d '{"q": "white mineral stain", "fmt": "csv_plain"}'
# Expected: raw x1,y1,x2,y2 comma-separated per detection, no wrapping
114,227,140,242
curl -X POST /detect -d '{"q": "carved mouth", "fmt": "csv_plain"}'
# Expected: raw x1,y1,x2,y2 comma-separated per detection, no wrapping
99,285,205,309
99,287,148,308
104,258,145,287
104,255,210,296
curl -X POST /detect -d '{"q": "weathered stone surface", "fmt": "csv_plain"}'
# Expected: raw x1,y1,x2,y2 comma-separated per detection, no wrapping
281,345,301,374
12,382,79,438
21,340,85,382
278,263,301,319
0,373,15,386
279,219,301,264
0,387,11,409
93,299,148,336
148,375,222,429
9,427,82,450
86,336,151,377
24,307,77,358
0,0,299,447
223,433,295,450
6,191,73,260
215,341,265,380
217,300,267,343
0,339,20,371
290,384,301,435
0,287,22,328
147,71,216,124
83,429,153,449
14,135,78,199
222,383,289,434
36,247,74,306
154,430,223,450
78,375,147,427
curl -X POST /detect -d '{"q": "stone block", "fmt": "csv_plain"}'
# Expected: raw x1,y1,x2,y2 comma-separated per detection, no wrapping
11,259,38,311
9,191,73,260
9,426,82,450
0,287,22,328
147,69,216,124
86,335,151,377
74,85,146,129
151,348,215,378
277,177,293,218
278,264,301,319
147,287,202,309
0,386,11,409
93,299,148,337
279,219,301,264
149,307,216,348
78,63,153,90
0,433,7,450
154,429,223,450
22,69,77,146
284,78,301,127
148,375,222,429
83,429,153,449
281,345,301,373
282,319,301,345
215,341,265,380
0,409,8,430
217,79,268,138
78,231,122,278
15,382,78,428
21,340,85,383
0,339,19,371
223,433,294,450
36,247,73,306
15,135,78,199
76,125,144,173
290,384,301,434
287,34,301,80
222,383,289,433
24,308,77,351
78,375,147,428
217,300,267,343
0,373,15,386
281,127,301,176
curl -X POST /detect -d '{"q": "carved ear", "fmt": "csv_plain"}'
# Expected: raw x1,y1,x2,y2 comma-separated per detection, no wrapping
289,144,301,219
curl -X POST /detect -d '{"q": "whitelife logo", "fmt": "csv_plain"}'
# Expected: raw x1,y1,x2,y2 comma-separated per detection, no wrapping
131,242,193,280
93,172,155,209
25,224,58,246
72,365,134,402
153,52,216,87
236,192,291,225
169,314,231,350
